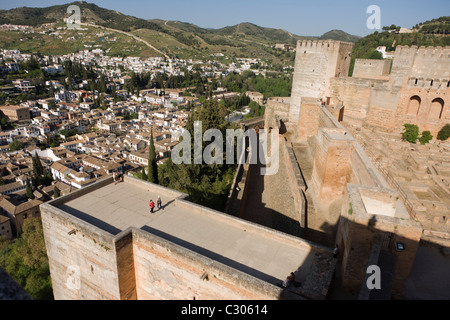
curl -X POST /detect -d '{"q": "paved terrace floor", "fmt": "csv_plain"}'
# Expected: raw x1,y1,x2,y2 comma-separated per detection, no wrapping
57,179,317,287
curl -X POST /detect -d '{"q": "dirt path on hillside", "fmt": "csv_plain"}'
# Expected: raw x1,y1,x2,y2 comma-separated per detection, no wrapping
81,23,170,59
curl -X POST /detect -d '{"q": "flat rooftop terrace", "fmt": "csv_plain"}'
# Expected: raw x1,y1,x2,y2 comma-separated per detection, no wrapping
46,175,335,298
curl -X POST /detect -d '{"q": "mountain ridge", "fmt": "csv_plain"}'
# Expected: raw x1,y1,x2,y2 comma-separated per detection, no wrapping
0,2,360,44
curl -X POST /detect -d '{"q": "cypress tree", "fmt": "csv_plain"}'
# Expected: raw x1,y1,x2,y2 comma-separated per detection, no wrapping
26,179,34,200
141,166,146,180
33,153,44,178
53,186,60,199
147,130,159,184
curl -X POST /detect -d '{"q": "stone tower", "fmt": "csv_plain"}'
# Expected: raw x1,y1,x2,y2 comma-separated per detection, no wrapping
289,40,354,127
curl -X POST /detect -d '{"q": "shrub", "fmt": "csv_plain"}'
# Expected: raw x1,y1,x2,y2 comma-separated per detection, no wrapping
437,124,450,141
419,131,433,145
402,123,419,143
9,139,24,151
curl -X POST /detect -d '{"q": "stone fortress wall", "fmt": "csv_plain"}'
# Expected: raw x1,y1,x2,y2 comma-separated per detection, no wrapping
39,39,449,301
329,45,450,137
41,175,336,300
289,40,353,129
266,91,424,297
352,59,391,80
264,39,450,298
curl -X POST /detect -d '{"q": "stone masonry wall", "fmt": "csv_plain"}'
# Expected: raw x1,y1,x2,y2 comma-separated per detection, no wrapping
311,128,354,203
40,204,122,300
337,184,423,298
394,86,450,138
329,77,386,123
281,137,307,229
353,59,391,79
290,40,353,125
132,229,284,300
298,97,321,140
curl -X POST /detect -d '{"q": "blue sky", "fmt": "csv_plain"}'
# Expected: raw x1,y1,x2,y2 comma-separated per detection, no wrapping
0,0,448,37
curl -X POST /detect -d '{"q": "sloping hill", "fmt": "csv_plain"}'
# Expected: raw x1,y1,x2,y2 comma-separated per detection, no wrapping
211,22,308,44
412,16,450,34
0,2,164,32
319,29,361,43
0,2,361,64
348,16,450,75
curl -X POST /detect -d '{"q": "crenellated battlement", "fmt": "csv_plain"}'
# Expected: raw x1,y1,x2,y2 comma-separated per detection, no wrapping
395,45,450,58
355,58,388,63
407,76,450,89
394,45,419,57
296,39,353,52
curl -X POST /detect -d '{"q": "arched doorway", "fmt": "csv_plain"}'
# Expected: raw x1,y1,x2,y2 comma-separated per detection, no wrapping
429,98,444,119
406,96,421,116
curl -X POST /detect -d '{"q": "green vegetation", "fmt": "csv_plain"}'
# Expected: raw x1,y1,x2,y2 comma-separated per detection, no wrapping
38,134,61,150
402,123,419,143
58,129,79,138
147,131,158,184
0,117,15,130
349,18,450,76
140,166,147,180
9,139,24,151
222,70,292,99
53,186,60,199
32,154,53,187
413,16,450,34
244,101,265,120
0,2,359,65
26,178,34,199
32,153,43,180
437,124,450,141
419,131,433,145
0,216,53,300
402,125,440,145
319,29,361,42
158,98,237,211
219,93,250,112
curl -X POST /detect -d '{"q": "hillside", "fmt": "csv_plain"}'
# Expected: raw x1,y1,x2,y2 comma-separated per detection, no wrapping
319,29,361,43
210,22,309,45
412,16,450,34
348,17,450,76
0,2,164,33
0,2,360,65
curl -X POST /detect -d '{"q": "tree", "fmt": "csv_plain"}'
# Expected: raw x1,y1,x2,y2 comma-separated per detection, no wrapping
419,131,433,145
0,216,53,300
147,130,158,184
141,166,147,180
33,153,44,179
402,123,419,143
437,124,450,141
53,186,60,199
159,98,238,211
26,179,34,200
9,139,24,151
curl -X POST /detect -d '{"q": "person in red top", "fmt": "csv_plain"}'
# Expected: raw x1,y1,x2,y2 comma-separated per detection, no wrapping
282,272,295,288
149,200,155,213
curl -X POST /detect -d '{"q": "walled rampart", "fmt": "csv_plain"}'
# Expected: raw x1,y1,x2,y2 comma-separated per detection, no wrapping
281,137,307,230
290,40,353,126
353,59,391,79
336,184,422,298
40,175,337,300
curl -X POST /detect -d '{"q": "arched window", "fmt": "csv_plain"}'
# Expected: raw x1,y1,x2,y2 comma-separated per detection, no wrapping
407,95,421,116
429,98,444,119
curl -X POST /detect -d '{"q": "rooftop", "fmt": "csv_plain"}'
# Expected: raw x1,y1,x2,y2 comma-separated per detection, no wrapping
44,175,335,296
